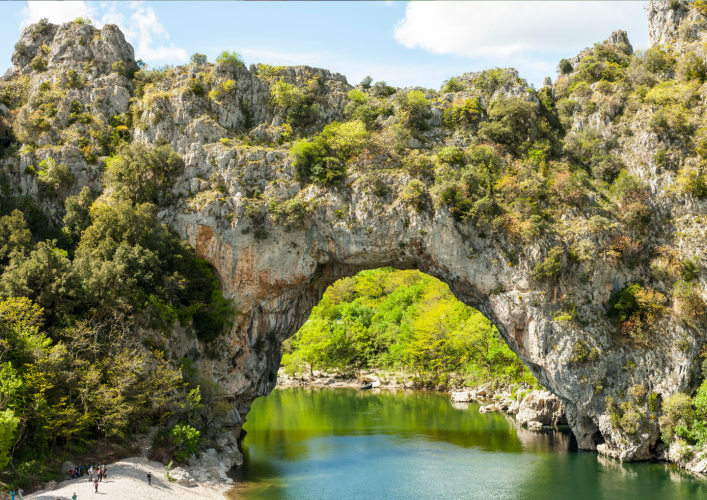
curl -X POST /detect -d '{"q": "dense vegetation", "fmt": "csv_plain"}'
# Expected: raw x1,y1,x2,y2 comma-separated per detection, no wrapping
282,268,537,390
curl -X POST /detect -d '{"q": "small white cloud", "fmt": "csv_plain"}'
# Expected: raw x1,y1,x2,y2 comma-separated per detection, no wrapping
393,1,648,59
19,1,97,29
18,1,187,64
120,3,187,62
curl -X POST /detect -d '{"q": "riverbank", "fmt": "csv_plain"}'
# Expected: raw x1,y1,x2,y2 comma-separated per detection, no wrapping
25,457,229,500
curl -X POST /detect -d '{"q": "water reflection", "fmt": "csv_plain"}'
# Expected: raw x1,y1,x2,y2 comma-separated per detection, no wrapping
228,388,707,500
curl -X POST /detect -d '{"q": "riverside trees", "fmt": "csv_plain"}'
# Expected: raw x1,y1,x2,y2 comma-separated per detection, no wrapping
281,268,535,388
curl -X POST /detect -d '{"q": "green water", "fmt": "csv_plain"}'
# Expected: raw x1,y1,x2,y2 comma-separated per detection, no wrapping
227,387,706,500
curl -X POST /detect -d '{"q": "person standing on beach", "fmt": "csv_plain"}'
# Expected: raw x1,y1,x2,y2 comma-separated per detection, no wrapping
72,493,77,500
147,472,152,485
94,478,98,493
88,466,93,482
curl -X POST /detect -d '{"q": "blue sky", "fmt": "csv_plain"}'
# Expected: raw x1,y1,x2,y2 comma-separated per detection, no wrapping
0,1,649,89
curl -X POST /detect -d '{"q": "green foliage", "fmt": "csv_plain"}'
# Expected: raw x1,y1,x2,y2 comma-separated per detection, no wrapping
563,126,624,181
608,283,666,339
73,17,93,25
283,268,536,388
30,56,47,72
169,424,200,462
36,157,74,198
104,142,183,205
269,198,316,230
270,80,318,127
558,59,573,75
360,75,373,89
478,96,539,155
0,409,20,468
677,52,706,83
215,50,244,67
190,53,207,65
443,97,482,130
370,81,396,98
186,77,205,97
400,180,427,212
395,90,430,129
0,210,32,263
111,61,126,77
531,247,564,281
440,77,465,93
473,68,517,96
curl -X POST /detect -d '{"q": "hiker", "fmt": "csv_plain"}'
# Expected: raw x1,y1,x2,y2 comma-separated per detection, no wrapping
98,468,102,482
147,472,152,485
72,494,77,500
10,489,14,500
88,466,93,482
103,466,108,480
94,478,99,493
17,487,23,499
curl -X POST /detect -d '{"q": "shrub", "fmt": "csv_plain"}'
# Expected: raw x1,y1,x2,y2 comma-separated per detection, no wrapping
400,180,428,212
319,120,370,159
190,53,207,65
111,61,126,77
660,393,694,443
677,52,706,83
609,283,666,337
478,96,539,155
443,97,481,129
169,424,200,462
673,280,706,325
104,142,183,205
208,79,236,101
30,56,47,72
437,146,464,166
440,77,465,93
291,140,344,186
558,59,573,75
395,90,430,129
186,78,205,97
36,157,73,197
216,50,244,67
360,75,373,89
269,198,315,230
403,150,434,177
531,246,563,281
371,81,395,98
73,17,93,25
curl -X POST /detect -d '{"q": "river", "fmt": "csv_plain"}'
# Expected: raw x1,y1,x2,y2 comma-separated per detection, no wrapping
226,387,706,499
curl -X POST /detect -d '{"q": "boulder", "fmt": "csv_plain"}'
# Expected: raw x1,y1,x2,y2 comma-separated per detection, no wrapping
450,391,471,403
44,480,58,491
516,390,567,427
61,461,77,474
170,467,197,487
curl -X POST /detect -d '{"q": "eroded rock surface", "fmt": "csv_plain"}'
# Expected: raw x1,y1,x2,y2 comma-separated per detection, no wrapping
2,4,707,469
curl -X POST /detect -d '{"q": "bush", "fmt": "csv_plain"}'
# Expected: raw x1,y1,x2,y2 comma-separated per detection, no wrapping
190,53,207,65
216,50,244,67
443,97,481,130
440,77,465,93
609,283,666,337
291,140,343,186
30,56,47,72
395,90,430,129
400,180,427,212
186,78,205,96
371,81,395,98
269,198,316,230
558,59,573,75
169,424,200,462
104,142,183,205
360,75,373,89
531,246,564,281
673,280,706,325
319,120,370,159
111,61,126,77
677,52,706,83
478,96,539,155
437,146,464,166
36,157,73,197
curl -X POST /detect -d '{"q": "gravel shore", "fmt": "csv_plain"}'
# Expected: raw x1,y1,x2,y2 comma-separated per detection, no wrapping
26,457,230,500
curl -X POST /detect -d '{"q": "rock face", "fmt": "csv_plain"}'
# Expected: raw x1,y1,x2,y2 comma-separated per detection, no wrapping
516,391,567,428
3,6,707,470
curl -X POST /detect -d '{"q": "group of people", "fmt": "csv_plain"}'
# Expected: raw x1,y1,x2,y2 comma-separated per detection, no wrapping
66,463,108,482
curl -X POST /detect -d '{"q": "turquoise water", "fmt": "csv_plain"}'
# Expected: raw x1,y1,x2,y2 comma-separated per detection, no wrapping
227,387,706,500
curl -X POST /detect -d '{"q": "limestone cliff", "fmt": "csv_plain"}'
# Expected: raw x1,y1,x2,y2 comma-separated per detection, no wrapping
2,4,707,470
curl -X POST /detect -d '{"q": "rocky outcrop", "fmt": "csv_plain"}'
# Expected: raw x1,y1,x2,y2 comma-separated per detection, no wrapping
186,431,241,486
3,6,707,470
516,391,567,428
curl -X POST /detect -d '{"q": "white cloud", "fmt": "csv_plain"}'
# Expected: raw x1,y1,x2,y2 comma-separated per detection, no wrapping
18,1,187,63
393,1,648,59
119,3,187,61
19,1,97,28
